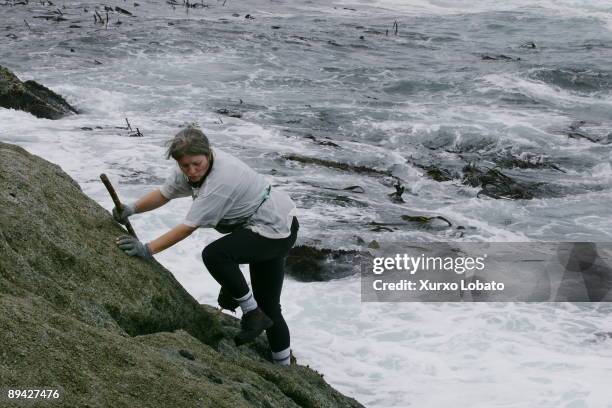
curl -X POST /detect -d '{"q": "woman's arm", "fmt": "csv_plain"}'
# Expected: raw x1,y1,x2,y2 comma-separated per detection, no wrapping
134,189,170,213
147,223,198,254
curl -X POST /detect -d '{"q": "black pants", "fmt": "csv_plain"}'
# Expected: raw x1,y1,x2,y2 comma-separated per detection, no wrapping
202,217,298,352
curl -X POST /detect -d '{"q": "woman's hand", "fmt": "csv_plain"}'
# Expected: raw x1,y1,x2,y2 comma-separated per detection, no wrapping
116,235,153,258
112,204,135,225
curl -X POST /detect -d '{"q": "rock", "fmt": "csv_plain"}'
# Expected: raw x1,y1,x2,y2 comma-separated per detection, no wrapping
32,14,68,21
367,214,452,232
462,163,534,200
216,108,242,118
342,185,365,193
302,134,340,147
490,152,565,173
481,54,521,61
115,6,132,16
283,154,392,177
285,245,371,281
424,165,454,181
0,65,78,119
401,215,452,228
367,240,380,249
0,142,363,408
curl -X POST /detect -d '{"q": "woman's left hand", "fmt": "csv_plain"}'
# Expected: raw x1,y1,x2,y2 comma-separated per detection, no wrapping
116,235,153,258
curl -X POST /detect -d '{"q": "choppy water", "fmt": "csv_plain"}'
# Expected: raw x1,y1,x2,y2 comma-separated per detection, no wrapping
2,0,612,406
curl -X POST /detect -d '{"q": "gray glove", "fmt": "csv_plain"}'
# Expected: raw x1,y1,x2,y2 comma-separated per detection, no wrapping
112,203,135,225
116,235,152,258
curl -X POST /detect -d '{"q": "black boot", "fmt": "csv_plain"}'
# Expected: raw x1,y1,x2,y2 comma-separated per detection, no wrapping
217,287,239,312
234,307,273,346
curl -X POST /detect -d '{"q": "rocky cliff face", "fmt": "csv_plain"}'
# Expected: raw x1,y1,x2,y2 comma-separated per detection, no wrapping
0,142,363,408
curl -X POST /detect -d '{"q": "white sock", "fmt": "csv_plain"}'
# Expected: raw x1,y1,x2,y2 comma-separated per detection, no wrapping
235,288,258,314
272,347,291,366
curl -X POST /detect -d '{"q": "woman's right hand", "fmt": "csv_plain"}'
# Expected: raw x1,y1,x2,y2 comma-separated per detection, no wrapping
112,203,135,225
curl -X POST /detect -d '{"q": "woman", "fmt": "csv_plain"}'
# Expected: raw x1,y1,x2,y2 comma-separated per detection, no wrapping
114,126,298,366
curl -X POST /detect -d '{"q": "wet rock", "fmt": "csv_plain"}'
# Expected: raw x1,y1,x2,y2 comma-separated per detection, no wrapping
33,14,68,21
333,194,368,208
115,6,132,15
215,108,242,118
367,240,380,249
0,142,364,408
283,153,392,177
0,65,78,119
369,225,394,232
400,214,452,228
458,150,565,173
559,120,611,143
422,164,455,181
493,152,566,172
367,214,453,232
566,130,598,142
520,41,536,49
462,163,534,200
481,54,521,61
343,185,365,193
303,134,340,147
285,245,370,281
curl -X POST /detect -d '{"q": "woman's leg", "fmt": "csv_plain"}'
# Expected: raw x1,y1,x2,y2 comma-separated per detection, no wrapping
201,217,299,299
201,236,251,300
249,257,289,352
201,218,298,347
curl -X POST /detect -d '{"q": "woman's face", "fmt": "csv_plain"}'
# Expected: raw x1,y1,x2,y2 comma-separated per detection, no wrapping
177,154,209,183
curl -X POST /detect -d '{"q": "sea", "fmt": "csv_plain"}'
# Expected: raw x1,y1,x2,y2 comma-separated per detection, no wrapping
1,0,612,406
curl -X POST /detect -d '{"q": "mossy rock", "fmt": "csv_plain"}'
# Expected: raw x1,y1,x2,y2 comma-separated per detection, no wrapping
0,142,363,408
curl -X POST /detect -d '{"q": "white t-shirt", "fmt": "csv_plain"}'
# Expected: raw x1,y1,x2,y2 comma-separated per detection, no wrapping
159,148,296,239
